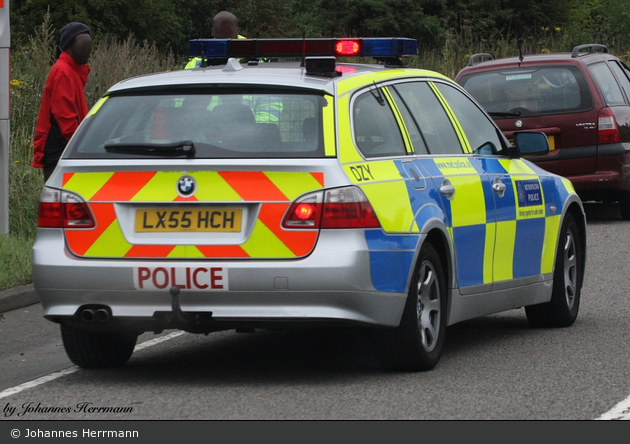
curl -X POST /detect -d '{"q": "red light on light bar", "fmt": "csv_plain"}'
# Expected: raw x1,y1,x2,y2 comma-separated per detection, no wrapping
335,40,361,56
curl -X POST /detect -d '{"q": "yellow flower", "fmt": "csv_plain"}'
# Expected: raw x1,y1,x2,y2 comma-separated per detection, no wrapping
10,79,27,89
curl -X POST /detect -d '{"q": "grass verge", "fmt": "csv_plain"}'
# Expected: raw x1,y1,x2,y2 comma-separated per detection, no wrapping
0,233,34,291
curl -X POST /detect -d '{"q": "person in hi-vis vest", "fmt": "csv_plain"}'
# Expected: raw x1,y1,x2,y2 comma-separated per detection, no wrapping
185,11,245,69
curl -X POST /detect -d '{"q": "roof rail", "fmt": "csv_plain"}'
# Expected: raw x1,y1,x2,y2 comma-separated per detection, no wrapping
467,53,494,66
571,44,609,58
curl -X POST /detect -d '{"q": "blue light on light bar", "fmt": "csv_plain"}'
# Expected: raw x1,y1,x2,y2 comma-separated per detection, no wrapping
189,39,229,58
362,38,417,57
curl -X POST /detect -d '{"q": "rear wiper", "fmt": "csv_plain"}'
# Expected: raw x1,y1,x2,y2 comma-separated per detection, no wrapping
104,140,196,158
488,111,521,117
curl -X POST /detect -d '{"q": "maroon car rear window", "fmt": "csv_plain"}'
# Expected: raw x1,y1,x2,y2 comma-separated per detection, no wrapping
459,65,593,117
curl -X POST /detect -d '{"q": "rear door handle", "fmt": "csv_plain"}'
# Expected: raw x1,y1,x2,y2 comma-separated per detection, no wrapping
492,177,506,198
440,179,455,200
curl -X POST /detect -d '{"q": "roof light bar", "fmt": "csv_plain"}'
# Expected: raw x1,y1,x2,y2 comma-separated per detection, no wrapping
188,38,417,60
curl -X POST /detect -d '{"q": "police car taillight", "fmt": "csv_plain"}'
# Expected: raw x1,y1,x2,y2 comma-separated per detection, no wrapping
283,187,381,229
37,187,95,229
283,192,323,228
321,187,380,228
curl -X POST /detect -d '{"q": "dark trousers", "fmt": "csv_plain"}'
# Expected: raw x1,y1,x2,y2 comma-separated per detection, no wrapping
43,165,55,182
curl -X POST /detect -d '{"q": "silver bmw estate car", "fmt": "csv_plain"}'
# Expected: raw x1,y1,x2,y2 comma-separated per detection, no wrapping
32,38,586,371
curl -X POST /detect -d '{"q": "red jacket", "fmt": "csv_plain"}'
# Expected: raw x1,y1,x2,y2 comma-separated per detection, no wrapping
32,51,91,168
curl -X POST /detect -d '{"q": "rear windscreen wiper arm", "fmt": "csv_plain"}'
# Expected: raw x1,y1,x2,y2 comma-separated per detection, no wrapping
104,140,196,158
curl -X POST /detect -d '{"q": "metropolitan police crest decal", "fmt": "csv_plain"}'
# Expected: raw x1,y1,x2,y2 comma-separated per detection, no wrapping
177,175,196,197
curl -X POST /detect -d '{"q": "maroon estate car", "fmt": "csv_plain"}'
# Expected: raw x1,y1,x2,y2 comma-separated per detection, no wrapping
455,44,630,219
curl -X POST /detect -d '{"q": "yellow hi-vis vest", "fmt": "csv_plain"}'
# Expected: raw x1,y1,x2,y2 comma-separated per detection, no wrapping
185,35,247,69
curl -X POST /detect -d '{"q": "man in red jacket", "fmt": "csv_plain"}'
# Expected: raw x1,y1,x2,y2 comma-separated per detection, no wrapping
32,22,93,181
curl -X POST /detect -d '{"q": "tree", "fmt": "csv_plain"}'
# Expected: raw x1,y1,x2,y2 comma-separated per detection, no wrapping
316,0,448,46
566,0,630,50
445,0,574,43
11,0,191,55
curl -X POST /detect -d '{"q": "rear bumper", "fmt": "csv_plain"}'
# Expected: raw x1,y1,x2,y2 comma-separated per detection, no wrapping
532,143,630,194
32,229,409,330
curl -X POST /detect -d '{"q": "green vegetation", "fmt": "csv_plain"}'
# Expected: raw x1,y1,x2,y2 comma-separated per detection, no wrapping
0,234,33,290
2,2,629,291
9,0,630,60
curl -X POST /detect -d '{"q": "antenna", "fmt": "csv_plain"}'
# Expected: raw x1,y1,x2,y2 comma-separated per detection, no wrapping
370,81,385,106
301,30,306,67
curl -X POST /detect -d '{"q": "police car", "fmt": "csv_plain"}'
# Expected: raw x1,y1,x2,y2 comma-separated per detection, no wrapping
32,37,587,371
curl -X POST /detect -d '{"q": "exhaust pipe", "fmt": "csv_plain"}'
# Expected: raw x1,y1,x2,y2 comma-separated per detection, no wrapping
95,308,110,322
80,309,96,322
79,306,111,322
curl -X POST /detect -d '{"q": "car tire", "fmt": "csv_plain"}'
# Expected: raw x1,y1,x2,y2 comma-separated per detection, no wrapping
374,242,447,371
618,193,630,220
525,213,582,327
61,325,137,369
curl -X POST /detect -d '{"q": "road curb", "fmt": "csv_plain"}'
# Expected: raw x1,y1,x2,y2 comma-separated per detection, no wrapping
0,284,39,313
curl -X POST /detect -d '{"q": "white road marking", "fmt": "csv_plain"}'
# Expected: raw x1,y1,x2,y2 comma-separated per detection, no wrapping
134,331,185,351
1,328,627,419
0,368,78,400
596,395,630,420
0,331,184,400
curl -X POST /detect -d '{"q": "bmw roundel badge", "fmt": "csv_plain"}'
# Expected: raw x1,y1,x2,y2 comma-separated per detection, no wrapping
177,175,196,197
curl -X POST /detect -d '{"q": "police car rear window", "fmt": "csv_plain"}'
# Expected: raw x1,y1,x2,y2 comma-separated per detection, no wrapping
66,92,327,159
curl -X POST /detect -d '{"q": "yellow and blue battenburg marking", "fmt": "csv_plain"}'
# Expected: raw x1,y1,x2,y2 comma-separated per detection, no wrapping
359,155,571,292
364,231,419,292
416,156,493,288
360,158,449,293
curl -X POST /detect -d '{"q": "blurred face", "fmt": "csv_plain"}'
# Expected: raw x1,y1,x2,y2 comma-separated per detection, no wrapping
212,17,238,39
67,33,93,65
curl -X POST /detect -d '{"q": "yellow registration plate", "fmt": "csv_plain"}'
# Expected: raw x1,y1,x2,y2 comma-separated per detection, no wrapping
135,208,242,232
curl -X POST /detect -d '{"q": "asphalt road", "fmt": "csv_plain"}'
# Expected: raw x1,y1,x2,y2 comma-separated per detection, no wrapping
0,201,629,420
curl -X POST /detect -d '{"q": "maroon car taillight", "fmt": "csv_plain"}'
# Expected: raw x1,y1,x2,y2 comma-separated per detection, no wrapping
283,186,381,229
598,107,621,144
37,187,95,228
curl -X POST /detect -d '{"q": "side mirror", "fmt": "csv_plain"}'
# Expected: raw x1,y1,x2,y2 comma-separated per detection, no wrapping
512,132,549,157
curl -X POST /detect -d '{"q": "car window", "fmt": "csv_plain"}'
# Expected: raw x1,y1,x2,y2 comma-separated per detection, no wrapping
589,62,626,105
608,60,630,103
387,87,428,155
459,66,593,116
352,89,407,158
65,91,327,159
391,81,463,155
434,83,504,154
